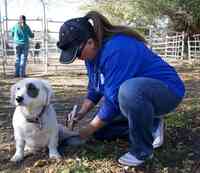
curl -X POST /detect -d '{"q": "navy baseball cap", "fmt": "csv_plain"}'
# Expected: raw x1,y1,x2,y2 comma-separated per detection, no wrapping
57,17,94,64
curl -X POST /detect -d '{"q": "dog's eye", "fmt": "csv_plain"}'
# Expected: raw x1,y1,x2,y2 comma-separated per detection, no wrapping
27,83,39,98
17,87,20,90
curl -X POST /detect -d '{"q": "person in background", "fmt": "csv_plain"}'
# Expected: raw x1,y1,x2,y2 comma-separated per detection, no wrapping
12,15,34,77
57,11,185,166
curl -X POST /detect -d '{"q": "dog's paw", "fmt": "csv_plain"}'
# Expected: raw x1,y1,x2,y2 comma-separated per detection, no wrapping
10,154,24,162
49,151,61,159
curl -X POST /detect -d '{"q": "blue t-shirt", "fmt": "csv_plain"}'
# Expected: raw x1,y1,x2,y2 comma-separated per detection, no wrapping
85,34,185,122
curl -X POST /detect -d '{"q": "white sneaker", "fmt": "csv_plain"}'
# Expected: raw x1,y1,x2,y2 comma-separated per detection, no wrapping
152,119,164,149
118,152,144,166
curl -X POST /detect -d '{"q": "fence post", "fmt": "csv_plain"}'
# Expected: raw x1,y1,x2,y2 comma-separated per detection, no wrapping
0,9,6,77
188,36,192,63
164,35,168,58
41,0,48,74
181,32,184,60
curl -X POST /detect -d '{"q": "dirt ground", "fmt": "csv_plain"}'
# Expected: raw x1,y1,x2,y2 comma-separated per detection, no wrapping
0,62,199,173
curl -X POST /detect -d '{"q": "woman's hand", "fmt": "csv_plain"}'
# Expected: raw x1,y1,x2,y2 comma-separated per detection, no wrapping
67,99,95,129
64,116,105,146
67,109,86,130
79,115,105,139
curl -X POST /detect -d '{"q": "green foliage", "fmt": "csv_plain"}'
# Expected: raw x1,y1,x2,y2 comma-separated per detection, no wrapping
177,0,200,25
58,166,92,173
82,0,200,33
81,0,147,25
57,163,93,173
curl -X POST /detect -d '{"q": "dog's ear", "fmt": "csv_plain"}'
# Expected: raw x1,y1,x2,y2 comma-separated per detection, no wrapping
42,80,53,105
10,84,16,105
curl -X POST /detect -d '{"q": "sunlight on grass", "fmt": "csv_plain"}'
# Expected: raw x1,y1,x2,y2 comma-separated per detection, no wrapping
0,64,199,173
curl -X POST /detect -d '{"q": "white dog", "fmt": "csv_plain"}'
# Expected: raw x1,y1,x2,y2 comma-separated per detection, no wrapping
10,78,61,162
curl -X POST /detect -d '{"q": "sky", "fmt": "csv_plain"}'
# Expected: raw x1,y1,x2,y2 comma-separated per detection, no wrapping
0,0,91,32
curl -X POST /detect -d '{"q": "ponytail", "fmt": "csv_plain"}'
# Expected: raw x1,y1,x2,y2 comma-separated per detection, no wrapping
85,11,146,47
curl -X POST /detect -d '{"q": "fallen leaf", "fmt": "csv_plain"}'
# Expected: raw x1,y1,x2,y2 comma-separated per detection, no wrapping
33,160,48,167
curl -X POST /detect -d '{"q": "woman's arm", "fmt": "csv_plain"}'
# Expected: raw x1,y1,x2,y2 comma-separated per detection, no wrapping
76,98,95,120
79,115,105,139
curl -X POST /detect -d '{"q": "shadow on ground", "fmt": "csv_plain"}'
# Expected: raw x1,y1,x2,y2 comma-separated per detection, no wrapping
0,64,199,173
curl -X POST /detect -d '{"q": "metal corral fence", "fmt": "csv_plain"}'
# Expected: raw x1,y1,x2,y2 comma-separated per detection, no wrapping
149,32,185,60
188,34,200,63
1,17,200,77
0,18,87,76
2,18,44,58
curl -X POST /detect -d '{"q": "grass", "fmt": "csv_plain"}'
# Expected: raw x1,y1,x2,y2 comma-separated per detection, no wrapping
0,64,199,173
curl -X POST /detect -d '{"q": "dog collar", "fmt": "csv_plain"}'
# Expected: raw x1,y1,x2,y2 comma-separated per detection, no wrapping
26,105,47,128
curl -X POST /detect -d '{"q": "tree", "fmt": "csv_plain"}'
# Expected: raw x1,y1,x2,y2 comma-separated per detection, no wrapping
81,1,148,25
83,0,200,34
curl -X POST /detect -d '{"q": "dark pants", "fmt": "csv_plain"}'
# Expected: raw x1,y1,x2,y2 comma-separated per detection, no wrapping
94,77,183,160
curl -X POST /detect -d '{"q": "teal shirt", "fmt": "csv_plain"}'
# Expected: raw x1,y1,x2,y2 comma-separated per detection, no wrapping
12,23,34,45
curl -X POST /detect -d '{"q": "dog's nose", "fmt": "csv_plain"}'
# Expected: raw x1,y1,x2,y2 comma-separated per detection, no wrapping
16,96,24,103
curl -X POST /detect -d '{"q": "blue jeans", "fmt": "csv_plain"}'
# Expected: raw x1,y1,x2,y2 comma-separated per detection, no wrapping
15,44,29,77
94,77,183,160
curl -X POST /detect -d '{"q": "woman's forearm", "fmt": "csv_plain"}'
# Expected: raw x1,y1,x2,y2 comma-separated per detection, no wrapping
79,115,105,139
78,98,95,115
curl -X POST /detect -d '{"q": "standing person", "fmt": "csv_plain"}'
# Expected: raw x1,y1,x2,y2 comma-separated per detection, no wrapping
12,15,34,77
57,11,185,166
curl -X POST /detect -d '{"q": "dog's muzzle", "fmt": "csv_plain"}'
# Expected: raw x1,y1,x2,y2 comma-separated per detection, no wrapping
16,96,24,103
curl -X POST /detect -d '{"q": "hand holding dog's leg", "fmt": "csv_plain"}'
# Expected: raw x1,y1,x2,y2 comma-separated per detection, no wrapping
10,139,25,162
